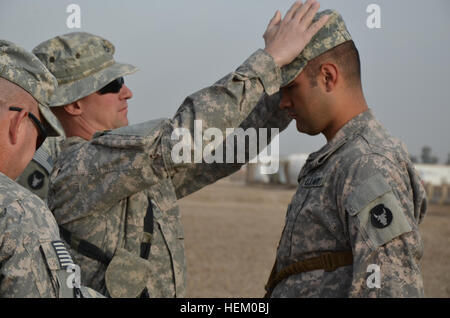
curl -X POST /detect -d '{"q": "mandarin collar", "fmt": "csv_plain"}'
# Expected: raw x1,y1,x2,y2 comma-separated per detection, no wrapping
306,109,374,168
61,136,88,150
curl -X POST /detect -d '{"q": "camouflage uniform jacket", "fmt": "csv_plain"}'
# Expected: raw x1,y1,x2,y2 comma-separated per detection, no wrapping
48,49,290,297
271,110,427,297
0,172,89,297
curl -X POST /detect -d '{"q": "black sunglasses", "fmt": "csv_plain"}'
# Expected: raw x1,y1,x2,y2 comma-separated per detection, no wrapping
9,106,47,150
98,77,124,95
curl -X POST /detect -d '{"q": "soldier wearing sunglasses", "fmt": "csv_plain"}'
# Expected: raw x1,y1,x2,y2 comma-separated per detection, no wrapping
37,1,329,298
17,44,127,203
0,40,102,297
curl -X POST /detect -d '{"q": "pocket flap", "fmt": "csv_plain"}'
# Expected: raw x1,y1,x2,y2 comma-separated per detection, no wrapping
105,248,151,298
344,173,413,249
345,173,391,216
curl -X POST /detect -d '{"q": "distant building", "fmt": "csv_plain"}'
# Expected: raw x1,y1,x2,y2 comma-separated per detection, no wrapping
414,164,450,186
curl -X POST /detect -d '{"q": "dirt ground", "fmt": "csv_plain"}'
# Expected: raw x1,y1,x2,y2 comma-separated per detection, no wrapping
179,178,450,298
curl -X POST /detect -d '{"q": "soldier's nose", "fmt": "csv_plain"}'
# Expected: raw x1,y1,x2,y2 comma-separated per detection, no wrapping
279,90,292,109
120,84,133,100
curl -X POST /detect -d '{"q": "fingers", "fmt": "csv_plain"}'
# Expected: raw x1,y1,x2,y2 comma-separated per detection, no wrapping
284,0,303,21
293,0,317,22
298,1,321,27
267,10,281,29
306,14,329,38
274,10,282,26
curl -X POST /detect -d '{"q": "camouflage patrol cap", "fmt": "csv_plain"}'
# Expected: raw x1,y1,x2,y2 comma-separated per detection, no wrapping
32,32,138,107
281,9,352,87
0,40,60,137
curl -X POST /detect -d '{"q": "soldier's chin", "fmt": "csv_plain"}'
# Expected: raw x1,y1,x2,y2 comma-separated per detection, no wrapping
114,119,129,129
296,121,319,136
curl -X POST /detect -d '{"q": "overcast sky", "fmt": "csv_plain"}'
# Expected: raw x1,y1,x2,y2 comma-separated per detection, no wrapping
1,0,449,162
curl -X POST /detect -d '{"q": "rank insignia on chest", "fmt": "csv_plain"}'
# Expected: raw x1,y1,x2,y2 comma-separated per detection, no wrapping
370,204,393,229
302,175,324,188
51,241,75,269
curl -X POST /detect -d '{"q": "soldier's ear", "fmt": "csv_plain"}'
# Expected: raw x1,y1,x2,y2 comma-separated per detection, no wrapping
319,63,338,93
63,101,83,116
9,108,28,146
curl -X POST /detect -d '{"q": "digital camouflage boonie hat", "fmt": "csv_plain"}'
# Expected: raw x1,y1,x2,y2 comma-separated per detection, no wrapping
281,9,352,87
32,32,138,107
0,40,61,137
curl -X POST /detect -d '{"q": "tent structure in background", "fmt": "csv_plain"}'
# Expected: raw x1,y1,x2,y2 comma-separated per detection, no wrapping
415,164,450,205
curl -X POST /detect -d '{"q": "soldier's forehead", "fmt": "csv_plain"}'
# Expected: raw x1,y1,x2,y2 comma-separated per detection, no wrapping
17,88,39,109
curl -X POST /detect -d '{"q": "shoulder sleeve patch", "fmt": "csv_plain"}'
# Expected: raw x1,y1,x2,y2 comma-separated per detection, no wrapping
345,173,412,248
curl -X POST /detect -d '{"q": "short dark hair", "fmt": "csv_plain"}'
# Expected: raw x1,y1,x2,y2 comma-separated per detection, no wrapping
304,40,361,87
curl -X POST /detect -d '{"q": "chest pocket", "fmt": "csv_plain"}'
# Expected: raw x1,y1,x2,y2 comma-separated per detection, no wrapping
104,193,154,298
147,178,186,296
105,247,152,298
277,186,311,258
277,166,333,259
344,173,412,249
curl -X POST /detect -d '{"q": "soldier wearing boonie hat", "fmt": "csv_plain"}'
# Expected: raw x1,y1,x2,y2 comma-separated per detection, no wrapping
264,9,427,297
0,39,102,298
33,32,138,107
16,31,135,201
38,1,332,298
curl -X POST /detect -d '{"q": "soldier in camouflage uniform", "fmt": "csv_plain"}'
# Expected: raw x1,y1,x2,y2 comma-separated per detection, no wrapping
39,0,329,298
264,10,427,297
0,40,101,298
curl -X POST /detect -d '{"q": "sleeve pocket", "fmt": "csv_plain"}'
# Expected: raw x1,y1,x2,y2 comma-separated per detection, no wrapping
345,173,412,249
28,239,61,297
39,240,61,270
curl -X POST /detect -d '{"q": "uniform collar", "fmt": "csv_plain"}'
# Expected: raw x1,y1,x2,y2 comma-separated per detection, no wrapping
61,136,87,151
0,171,13,183
306,109,374,168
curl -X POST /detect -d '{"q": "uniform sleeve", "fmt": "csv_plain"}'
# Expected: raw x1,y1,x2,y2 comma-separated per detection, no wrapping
160,50,284,198
0,203,57,298
339,154,426,297
167,91,292,199
50,50,285,219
